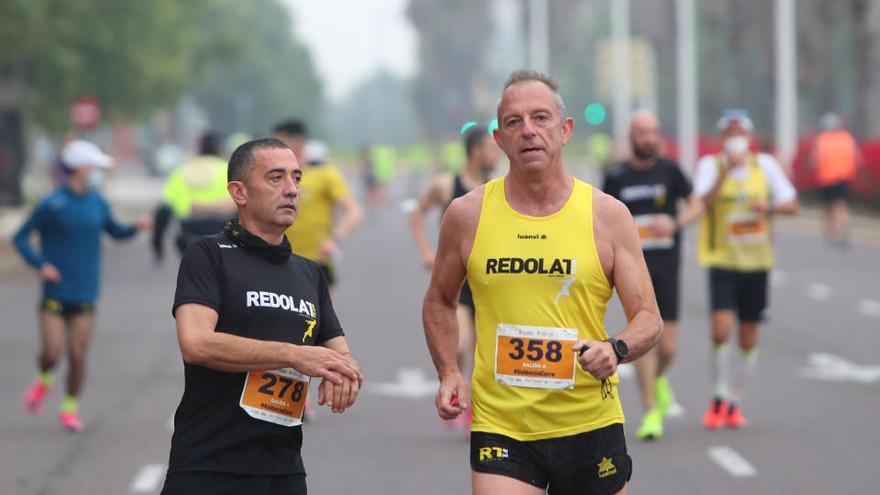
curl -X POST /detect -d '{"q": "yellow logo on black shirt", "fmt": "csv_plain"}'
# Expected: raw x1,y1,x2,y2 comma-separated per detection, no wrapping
598,457,617,479
302,319,316,343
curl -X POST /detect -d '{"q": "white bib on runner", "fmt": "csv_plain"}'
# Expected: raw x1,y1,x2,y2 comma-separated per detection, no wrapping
634,214,674,250
239,367,310,427
726,211,765,245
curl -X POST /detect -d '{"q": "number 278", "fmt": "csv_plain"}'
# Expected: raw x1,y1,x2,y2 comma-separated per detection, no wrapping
508,338,563,362
258,373,305,402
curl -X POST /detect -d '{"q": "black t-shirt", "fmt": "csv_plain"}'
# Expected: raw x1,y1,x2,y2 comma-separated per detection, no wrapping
167,232,344,476
602,158,693,268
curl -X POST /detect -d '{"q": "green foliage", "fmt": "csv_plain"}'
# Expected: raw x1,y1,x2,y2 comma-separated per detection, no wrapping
0,0,323,136
0,0,196,133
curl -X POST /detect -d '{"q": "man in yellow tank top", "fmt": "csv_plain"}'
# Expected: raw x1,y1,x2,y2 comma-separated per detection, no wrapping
274,120,363,297
423,70,662,495
694,109,798,430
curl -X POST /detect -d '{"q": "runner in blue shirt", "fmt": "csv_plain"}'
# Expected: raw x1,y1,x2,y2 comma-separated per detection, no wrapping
13,140,151,432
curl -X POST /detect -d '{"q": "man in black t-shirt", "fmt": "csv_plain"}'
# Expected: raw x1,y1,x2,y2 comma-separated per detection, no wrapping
602,111,703,441
161,138,363,495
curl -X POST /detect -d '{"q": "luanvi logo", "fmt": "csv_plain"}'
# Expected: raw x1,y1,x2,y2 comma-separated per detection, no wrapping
597,457,617,478
517,233,548,240
217,243,238,249
486,257,573,275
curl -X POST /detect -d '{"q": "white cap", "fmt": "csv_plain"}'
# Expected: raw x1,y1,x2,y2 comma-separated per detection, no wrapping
820,112,843,131
304,140,328,165
61,140,113,169
716,109,754,133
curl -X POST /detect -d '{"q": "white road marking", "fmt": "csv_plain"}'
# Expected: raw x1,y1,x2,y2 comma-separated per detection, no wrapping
616,363,634,379
796,353,880,384
665,402,685,418
806,283,832,301
770,269,787,287
131,464,164,493
400,198,418,214
369,368,439,399
857,299,880,318
708,446,757,478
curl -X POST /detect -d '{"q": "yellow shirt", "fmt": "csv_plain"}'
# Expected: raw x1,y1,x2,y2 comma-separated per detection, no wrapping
285,163,351,262
467,177,623,441
698,155,774,271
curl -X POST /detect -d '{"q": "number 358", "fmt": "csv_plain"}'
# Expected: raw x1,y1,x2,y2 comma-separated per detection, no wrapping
508,338,563,363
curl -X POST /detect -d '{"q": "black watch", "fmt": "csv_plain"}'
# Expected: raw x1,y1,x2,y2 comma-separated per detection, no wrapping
607,338,629,364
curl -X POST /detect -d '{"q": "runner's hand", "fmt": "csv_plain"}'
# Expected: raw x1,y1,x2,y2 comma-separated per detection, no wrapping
749,201,771,216
136,217,154,231
648,215,676,238
291,346,360,385
340,353,365,387
318,375,359,413
421,252,435,270
319,238,338,259
40,263,61,282
435,372,469,420
574,340,617,381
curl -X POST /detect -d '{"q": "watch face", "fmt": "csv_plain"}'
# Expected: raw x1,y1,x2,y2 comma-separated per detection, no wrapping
615,339,628,357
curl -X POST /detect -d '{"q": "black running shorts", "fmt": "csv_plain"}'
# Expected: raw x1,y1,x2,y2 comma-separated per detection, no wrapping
708,268,769,322
470,423,632,495
649,268,680,322
820,181,850,203
161,471,306,495
459,281,475,312
40,298,94,318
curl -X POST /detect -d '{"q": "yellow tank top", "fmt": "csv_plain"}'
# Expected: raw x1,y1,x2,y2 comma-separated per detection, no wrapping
698,155,774,271
467,177,623,441
285,164,351,262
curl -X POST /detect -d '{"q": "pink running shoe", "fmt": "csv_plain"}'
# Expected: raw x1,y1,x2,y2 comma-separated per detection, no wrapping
59,411,84,433
23,381,51,415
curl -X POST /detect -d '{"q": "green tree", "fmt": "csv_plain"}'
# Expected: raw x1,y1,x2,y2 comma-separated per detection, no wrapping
0,0,197,132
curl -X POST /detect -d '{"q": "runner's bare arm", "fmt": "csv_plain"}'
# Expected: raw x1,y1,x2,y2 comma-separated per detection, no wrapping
577,193,661,379
332,195,364,241
677,193,704,228
175,303,359,384
602,195,662,361
423,192,479,417
700,162,729,208
408,175,450,268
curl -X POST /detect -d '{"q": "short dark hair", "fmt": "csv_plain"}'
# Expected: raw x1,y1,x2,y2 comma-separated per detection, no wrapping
227,138,292,182
464,126,488,158
273,119,308,137
199,131,225,157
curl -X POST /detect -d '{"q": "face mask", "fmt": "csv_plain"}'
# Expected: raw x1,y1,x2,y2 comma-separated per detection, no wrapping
86,169,104,189
724,136,750,157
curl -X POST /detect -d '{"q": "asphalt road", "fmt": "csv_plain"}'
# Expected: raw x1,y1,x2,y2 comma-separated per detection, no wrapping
1,170,878,494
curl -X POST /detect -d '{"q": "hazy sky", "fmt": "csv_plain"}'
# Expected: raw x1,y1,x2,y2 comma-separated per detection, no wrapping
283,0,418,102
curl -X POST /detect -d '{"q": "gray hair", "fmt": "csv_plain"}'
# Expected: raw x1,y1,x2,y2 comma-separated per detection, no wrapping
497,69,567,119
